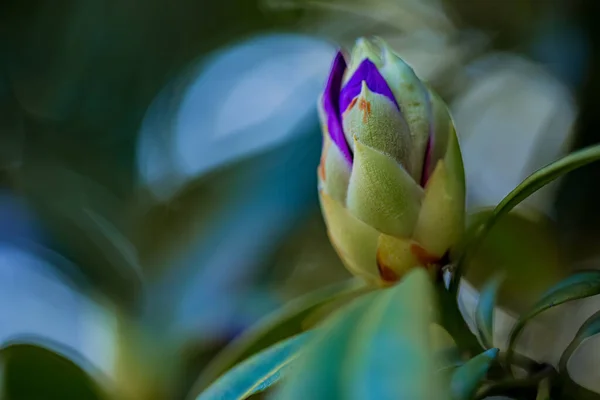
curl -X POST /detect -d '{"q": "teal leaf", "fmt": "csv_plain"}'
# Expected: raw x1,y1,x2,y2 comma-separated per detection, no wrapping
507,271,600,368
450,348,498,400
271,291,381,399
475,275,504,349
451,143,600,294
273,269,441,400
344,270,440,400
196,333,309,400
190,279,368,394
559,309,600,373
0,338,106,400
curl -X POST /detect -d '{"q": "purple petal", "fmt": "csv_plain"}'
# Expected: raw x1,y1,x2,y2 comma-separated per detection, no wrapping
421,89,434,187
421,136,433,187
339,59,399,114
323,52,353,164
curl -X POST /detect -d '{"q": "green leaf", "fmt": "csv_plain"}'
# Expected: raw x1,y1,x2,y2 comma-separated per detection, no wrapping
450,348,498,400
190,279,369,394
1,338,106,399
462,209,565,315
196,333,309,400
559,309,600,373
430,324,462,372
271,292,379,399
558,374,600,400
506,271,600,368
273,269,441,400
15,165,143,307
451,143,600,294
475,275,503,349
344,269,441,400
536,377,551,400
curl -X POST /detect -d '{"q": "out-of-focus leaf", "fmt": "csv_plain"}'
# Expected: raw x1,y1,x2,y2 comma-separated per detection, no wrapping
191,279,368,393
270,292,378,399
559,310,600,373
344,270,441,400
13,165,143,308
558,374,600,400
430,324,462,393
195,333,309,400
138,33,335,199
0,338,106,399
452,143,600,293
536,377,551,400
463,208,564,315
506,271,600,367
0,243,117,376
273,269,441,400
449,348,498,400
431,324,461,372
455,53,577,215
475,275,503,349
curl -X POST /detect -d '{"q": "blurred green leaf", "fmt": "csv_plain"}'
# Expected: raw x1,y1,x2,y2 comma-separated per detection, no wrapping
428,325,462,395
191,279,369,394
452,143,600,294
464,209,564,314
559,309,600,373
536,377,551,400
345,270,441,400
195,333,309,400
558,374,600,400
0,338,106,400
14,164,143,307
475,275,503,349
450,348,498,400
430,324,462,372
271,291,378,399
507,271,600,368
273,269,441,400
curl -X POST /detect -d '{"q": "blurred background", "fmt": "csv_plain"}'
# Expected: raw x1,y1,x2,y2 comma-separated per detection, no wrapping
1,0,600,398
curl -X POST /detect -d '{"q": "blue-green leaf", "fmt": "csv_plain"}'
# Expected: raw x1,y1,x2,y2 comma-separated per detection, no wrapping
273,269,441,400
475,275,503,349
507,271,600,368
190,279,368,394
271,291,381,399
344,269,440,400
559,309,600,373
450,348,498,400
451,144,600,293
196,333,309,400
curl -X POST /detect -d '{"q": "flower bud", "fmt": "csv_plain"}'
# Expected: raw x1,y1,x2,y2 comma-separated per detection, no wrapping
317,38,465,285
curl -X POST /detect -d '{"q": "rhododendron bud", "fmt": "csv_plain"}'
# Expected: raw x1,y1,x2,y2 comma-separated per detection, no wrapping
318,37,465,285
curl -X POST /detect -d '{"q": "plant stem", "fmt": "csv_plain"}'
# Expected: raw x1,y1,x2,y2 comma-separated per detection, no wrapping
435,284,483,358
474,363,556,400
